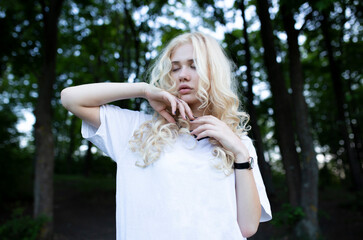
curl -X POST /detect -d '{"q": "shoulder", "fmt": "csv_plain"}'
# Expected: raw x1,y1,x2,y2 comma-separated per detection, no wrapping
240,134,254,146
240,134,257,156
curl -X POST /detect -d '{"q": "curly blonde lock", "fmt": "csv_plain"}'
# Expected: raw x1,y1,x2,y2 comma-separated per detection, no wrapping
129,32,250,175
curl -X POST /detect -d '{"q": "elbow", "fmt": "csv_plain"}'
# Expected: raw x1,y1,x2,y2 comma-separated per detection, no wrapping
60,87,72,110
239,222,259,238
237,205,261,237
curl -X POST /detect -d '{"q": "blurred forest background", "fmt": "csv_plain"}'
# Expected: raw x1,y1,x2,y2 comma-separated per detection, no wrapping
0,0,362,239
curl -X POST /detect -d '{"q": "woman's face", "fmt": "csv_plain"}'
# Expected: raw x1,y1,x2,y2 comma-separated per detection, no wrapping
170,43,201,111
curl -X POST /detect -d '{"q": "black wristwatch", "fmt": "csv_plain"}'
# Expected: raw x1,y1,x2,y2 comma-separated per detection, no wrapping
234,157,254,170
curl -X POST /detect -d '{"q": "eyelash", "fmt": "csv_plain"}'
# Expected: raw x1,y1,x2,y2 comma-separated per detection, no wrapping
172,65,196,72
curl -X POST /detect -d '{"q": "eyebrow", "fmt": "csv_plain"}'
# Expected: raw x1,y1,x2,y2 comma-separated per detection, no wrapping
171,59,195,64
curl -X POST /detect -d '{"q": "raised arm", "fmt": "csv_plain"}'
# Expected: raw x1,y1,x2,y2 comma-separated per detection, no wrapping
190,116,261,237
61,82,194,128
61,82,148,127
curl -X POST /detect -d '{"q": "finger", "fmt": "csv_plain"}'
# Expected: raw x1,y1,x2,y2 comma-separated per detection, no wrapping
195,129,215,140
193,116,227,130
159,110,176,123
192,115,217,124
165,95,177,115
191,124,218,136
176,99,187,120
178,99,194,120
191,115,228,134
189,121,201,130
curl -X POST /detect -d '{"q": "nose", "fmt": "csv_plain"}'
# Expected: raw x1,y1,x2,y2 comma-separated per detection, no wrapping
178,67,190,81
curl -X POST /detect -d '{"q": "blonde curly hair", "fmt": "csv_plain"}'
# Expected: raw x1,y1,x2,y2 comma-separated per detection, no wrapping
129,32,250,174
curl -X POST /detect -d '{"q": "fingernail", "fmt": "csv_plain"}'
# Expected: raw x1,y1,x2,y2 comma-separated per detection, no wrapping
193,134,197,138
197,136,209,141
173,111,176,115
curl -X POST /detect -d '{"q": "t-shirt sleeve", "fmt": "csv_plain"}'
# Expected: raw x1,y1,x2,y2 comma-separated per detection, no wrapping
241,135,272,222
81,104,151,162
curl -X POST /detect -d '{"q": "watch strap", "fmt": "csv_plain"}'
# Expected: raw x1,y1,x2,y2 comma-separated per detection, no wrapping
234,157,253,170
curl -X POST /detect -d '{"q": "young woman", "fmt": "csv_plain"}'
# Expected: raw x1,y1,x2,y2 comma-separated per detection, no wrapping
61,32,271,240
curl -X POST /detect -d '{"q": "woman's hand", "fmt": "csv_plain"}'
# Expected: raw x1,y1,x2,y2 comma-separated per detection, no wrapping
190,115,249,162
144,85,194,123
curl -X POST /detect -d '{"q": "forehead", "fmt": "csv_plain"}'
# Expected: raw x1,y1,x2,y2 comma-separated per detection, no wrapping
171,43,194,62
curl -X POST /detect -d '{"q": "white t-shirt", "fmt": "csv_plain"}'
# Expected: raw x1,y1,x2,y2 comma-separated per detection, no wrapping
81,104,272,240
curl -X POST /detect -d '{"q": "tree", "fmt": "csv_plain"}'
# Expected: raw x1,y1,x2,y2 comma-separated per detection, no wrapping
319,6,363,190
255,0,301,207
236,0,274,195
280,1,320,238
33,0,64,239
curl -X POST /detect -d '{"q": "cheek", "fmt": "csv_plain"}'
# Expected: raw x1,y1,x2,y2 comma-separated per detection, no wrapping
170,72,177,80
169,77,179,93
192,72,200,82
194,75,200,90
169,73,178,84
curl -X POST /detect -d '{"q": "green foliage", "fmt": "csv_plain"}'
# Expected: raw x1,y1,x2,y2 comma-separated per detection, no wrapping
302,2,362,182
0,1,362,237
318,163,342,189
271,203,305,228
0,208,48,240
0,105,33,210
55,153,116,177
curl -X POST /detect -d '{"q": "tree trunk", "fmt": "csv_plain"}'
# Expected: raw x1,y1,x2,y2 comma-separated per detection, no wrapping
339,2,363,177
321,11,363,190
256,0,301,206
281,3,320,238
83,41,102,177
34,0,64,239
124,3,140,80
238,0,274,196
124,2,142,110
66,115,76,173
346,77,363,165
84,141,93,177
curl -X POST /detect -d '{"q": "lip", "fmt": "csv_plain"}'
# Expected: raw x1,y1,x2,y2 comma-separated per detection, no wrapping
178,84,192,94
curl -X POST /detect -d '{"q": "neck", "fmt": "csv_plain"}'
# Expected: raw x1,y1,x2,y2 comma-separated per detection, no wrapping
190,105,211,118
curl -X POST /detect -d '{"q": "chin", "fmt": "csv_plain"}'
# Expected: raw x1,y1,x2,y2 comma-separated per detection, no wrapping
181,96,197,104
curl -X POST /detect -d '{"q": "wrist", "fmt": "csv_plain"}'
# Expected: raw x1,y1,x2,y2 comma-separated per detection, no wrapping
234,156,254,170
235,151,250,163
140,82,151,99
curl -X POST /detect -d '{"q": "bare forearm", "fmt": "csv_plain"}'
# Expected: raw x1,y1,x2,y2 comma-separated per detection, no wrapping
61,82,148,110
235,155,261,237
